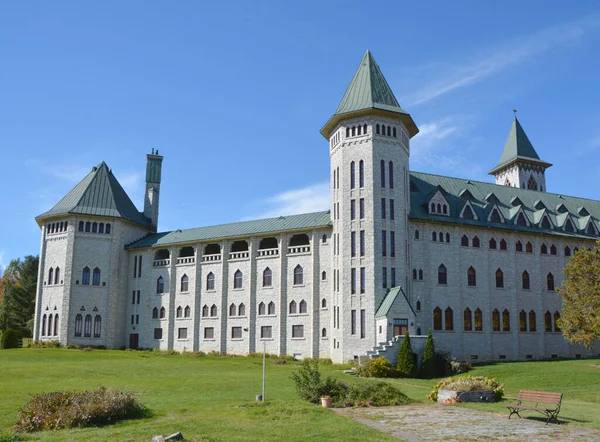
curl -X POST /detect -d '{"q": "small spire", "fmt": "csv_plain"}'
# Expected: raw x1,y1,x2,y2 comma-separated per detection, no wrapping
151,148,155,155
513,109,517,119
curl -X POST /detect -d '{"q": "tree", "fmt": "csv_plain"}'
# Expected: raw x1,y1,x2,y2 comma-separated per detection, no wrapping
396,331,417,377
556,242,600,349
0,256,39,336
420,329,436,379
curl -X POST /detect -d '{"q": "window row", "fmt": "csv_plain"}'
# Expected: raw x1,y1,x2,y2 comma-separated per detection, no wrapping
41,313,59,336
412,268,423,280
153,327,188,340
346,124,368,138
429,231,451,243
436,264,556,290
349,160,365,189
349,198,365,220
350,230,366,257
78,221,111,234
79,267,102,286
229,303,246,316
46,267,61,285
379,160,394,189
289,299,308,314
381,267,397,289
350,267,366,294
151,305,191,319
376,123,398,138
380,197,395,220
74,314,102,337
46,221,68,235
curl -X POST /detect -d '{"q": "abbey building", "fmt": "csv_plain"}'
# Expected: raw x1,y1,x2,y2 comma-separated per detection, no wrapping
33,51,600,363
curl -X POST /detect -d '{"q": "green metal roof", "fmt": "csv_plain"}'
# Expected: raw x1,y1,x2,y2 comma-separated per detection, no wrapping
489,117,551,173
321,50,418,139
375,286,414,317
126,211,332,249
36,161,153,229
410,171,600,239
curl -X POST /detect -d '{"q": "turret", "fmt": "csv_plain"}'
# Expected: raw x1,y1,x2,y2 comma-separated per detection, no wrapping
144,149,163,229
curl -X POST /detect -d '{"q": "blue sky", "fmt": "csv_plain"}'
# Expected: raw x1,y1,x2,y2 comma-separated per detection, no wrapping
1,1,600,270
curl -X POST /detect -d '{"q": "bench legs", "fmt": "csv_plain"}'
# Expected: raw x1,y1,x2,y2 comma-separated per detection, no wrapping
545,410,560,425
507,407,521,419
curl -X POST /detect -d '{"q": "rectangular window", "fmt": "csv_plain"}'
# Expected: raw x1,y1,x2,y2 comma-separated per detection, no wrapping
178,328,188,339
351,268,356,294
351,231,356,257
382,230,387,256
360,230,365,256
132,290,136,304
135,314,139,325
131,314,134,325
381,198,386,219
204,327,214,339
391,268,396,287
351,310,356,335
390,231,395,257
138,255,142,278
154,328,163,339
360,309,366,339
351,199,356,220
382,267,387,288
337,307,340,329
360,198,365,219
292,325,304,338
133,256,137,278
260,326,272,339
137,290,140,304
360,267,366,294
231,327,242,339
390,199,395,220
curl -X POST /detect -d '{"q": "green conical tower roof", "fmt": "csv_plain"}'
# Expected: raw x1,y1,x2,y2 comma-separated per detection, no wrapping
321,50,418,139
36,161,153,229
489,116,551,175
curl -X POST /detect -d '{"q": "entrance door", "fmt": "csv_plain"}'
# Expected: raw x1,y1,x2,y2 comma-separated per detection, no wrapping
393,318,408,337
129,333,139,349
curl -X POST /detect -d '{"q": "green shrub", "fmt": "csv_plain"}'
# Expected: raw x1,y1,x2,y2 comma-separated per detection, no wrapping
26,340,60,348
396,332,417,378
356,356,395,378
1,329,20,349
291,360,347,404
345,381,411,406
273,355,296,365
427,375,504,402
450,360,472,374
0,431,22,442
13,386,146,432
420,330,436,379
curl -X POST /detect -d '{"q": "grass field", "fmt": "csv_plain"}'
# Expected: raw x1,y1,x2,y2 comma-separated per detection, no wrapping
1,349,599,441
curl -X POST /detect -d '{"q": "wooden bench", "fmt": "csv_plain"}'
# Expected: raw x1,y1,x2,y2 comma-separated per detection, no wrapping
506,390,562,424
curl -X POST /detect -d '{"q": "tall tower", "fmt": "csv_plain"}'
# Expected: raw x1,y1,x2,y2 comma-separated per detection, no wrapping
489,116,551,191
321,50,419,362
144,149,163,229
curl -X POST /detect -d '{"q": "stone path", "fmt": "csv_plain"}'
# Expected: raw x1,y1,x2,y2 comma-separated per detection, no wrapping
335,404,600,441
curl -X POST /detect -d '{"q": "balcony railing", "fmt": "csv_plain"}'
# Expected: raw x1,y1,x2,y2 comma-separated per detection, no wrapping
177,257,195,265
202,253,222,263
153,259,170,267
229,251,250,260
288,245,310,255
257,248,279,257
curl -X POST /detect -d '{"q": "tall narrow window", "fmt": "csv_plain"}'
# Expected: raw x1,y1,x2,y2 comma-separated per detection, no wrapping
433,307,442,330
491,209,501,223
177,306,183,318
156,276,164,293
495,269,504,288
75,314,82,337
522,271,530,290
389,161,394,189
94,315,101,337
54,314,59,336
520,310,527,332
84,314,92,337
92,222,98,233
462,205,474,220
359,160,364,188
564,246,571,256
545,311,552,332
234,270,243,289
474,308,483,331
461,235,469,247
229,303,237,317
541,244,548,254
360,309,366,338
489,238,497,249
180,274,189,292
392,268,397,286
432,232,437,241
445,307,454,331
299,300,307,314
389,199,395,220
381,198,386,219
492,309,500,331
550,244,557,255
289,301,297,314
463,308,472,331
554,312,561,332
446,233,450,243
526,242,533,253
160,307,166,318
360,230,365,256
351,199,356,220
238,303,246,316
438,264,447,285
351,268,356,294
390,231,395,257
547,273,554,291
350,161,355,189
153,307,159,318
500,239,507,250
351,231,356,257
105,223,111,234
85,221,91,232
529,310,536,332
382,267,387,288
360,267,365,294
82,267,90,285
211,304,217,317
268,301,275,315
138,255,142,277
41,314,47,336
380,160,386,188
263,267,272,287
502,309,510,331
293,265,304,285
92,267,101,286
467,267,476,287
359,198,365,219
134,256,138,278
47,314,53,336
79,221,84,231
99,222,104,233
516,241,523,252
382,230,387,256
54,267,60,285
472,236,480,248
48,267,54,285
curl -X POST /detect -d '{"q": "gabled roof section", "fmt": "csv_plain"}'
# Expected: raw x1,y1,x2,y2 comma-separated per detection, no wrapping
321,50,418,139
126,211,332,249
375,286,415,318
489,117,552,175
36,162,152,229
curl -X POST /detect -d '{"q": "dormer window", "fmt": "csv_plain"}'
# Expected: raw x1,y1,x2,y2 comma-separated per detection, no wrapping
461,205,475,220
541,216,552,229
428,191,450,216
490,209,502,223
516,212,527,226
564,218,575,233
586,221,597,235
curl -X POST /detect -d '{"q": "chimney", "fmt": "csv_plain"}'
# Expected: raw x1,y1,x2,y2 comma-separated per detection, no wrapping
144,149,163,229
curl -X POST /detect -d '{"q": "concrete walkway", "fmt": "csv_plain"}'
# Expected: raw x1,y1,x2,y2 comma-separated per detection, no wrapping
335,404,600,442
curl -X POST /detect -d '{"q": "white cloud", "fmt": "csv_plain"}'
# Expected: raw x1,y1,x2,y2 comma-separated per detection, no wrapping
246,182,330,220
407,15,600,106
0,250,5,273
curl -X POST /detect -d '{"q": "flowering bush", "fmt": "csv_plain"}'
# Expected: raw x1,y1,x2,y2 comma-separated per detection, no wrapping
427,375,504,402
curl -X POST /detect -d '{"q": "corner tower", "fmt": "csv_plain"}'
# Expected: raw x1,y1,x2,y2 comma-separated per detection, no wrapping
489,115,552,191
144,149,163,229
321,50,419,362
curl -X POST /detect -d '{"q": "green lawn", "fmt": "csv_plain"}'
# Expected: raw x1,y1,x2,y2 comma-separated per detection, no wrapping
1,350,599,441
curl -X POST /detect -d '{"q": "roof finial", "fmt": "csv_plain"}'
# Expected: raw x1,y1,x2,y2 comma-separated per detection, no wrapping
151,148,155,155
513,109,517,119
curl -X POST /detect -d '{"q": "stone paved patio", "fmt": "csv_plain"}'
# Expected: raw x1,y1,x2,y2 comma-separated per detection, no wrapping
335,404,600,441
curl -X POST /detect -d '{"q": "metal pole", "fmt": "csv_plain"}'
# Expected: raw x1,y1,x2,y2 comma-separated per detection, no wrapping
262,340,266,401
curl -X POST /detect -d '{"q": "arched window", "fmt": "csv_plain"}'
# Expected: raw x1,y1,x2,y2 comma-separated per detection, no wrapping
437,203,441,213
472,236,480,248
387,126,391,136
54,267,60,285
412,269,417,280
48,267,54,285
564,246,571,256
359,160,364,188
54,313,59,336
206,272,215,290
258,302,266,315
322,234,327,244
550,244,557,255
322,328,327,338
92,267,101,286
229,303,236,317
430,203,436,213
180,274,189,292
176,306,183,318
545,311,552,332
268,301,275,315
522,271,530,290
490,209,501,223
564,219,574,232
210,304,217,317
74,314,83,337
418,269,423,280
105,223,111,234
526,242,533,253
529,311,536,332
99,222,104,233
438,231,443,242
299,299,307,314
541,217,551,229
502,309,510,331
519,310,527,332
492,309,500,331
321,298,327,308
153,307,159,319
92,222,98,233
263,267,272,287
78,221,84,231
433,307,442,330
547,273,555,291
432,231,437,241
351,126,356,136
445,307,454,331
446,233,450,243
156,276,164,293
380,160,386,188
238,303,246,316
462,205,474,220
94,315,101,337
201,305,209,317
474,308,483,331
321,271,326,281
82,267,90,285
85,221,91,232
489,238,497,249
293,265,303,285
527,175,537,190
84,314,92,337
47,314,53,336
416,300,421,311
443,205,448,215
500,239,507,250
350,161,355,189
346,127,350,137
393,127,397,137
467,266,476,286
516,213,527,226
464,308,472,331
438,264,447,285
461,235,469,247
289,300,297,314
389,161,394,189
376,123,380,134
496,269,504,288
357,125,361,135
233,270,243,289
160,307,166,319
516,241,523,252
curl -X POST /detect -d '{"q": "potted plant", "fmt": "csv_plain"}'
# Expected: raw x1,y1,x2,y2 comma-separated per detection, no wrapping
321,395,333,408
344,401,353,408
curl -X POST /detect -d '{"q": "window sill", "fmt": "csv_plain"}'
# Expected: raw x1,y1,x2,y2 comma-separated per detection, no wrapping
261,286,273,290
292,284,306,288
289,313,309,317
258,314,277,318
321,337,328,340
176,317,192,321
231,338,244,341
230,316,248,319
203,338,216,341
291,337,305,340
177,338,189,341
260,338,274,341
180,291,190,295
205,289,216,293
232,288,244,291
